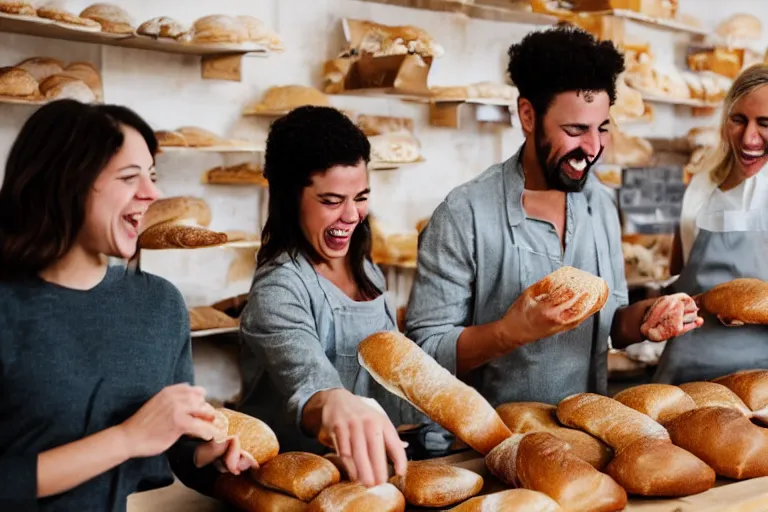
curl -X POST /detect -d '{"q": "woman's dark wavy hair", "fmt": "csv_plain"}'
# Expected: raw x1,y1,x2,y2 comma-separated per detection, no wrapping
507,25,625,117
0,99,157,281
258,106,379,299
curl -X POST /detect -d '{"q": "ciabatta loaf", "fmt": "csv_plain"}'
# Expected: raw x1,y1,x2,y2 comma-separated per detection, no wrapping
448,489,562,511
612,384,697,425
357,331,512,454
495,402,612,470
485,432,627,511
666,406,768,479
254,452,340,502
389,461,483,508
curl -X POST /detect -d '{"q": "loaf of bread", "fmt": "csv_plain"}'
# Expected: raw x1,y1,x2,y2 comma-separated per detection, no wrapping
14,57,64,83
0,67,38,98
137,16,188,39
253,452,340,502
678,381,751,416
203,163,266,186
141,196,212,232
612,384,697,425
62,62,103,101
245,85,329,114
557,393,715,497
449,489,563,512
357,331,512,455
495,402,612,470
486,433,626,511
307,482,405,512
79,3,134,34
138,223,227,250
714,370,768,422
0,1,35,15
177,126,224,147
700,279,768,326
189,306,239,332
716,13,762,41
215,474,308,512
389,461,483,508
218,408,279,465
37,6,101,30
191,14,248,44
666,406,768,480
39,74,96,103
236,15,283,51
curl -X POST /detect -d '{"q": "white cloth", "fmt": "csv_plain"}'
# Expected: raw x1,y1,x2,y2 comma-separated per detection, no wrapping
680,163,768,264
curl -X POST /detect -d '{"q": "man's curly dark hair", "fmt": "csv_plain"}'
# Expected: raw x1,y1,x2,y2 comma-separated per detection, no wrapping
258,106,380,298
507,26,625,116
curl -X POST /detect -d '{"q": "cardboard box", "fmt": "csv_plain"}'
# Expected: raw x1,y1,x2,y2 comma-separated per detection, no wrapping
322,53,433,96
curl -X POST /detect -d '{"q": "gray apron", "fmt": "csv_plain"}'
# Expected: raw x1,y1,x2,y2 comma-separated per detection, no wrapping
313,273,405,426
654,208,768,384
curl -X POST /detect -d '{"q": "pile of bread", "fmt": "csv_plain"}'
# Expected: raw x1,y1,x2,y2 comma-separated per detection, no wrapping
0,2,282,50
188,293,248,332
155,126,253,150
369,217,422,269
602,120,654,168
621,233,672,283
684,126,719,183
0,57,101,103
430,82,519,105
244,85,330,116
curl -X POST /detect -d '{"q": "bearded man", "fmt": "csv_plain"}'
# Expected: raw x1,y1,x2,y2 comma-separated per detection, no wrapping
404,26,702,410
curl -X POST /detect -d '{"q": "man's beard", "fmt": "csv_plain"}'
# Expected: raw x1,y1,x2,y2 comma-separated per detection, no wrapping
534,122,603,193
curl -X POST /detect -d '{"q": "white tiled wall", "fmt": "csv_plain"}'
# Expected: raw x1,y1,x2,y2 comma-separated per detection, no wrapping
0,0,762,306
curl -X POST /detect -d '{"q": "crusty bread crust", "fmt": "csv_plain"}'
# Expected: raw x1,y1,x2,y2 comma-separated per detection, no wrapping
389,461,483,508
612,384,697,425
218,408,279,465
448,489,563,512
701,278,768,325
254,452,340,502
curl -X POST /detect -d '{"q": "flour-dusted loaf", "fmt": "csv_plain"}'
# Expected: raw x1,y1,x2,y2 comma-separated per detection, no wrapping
215,473,308,512
79,3,134,34
217,408,279,465
485,433,626,512
0,1,35,16
448,489,563,512
307,482,405,512
389,461,483,508
495,402,612,470
612,384,697,425
253,452,341,502
357,331,512,455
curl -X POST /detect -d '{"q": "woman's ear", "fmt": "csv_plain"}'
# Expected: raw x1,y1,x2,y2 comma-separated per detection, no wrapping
518,98,536,136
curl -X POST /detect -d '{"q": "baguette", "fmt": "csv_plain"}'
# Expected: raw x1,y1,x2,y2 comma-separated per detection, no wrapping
612,384,697,425
713,370,768,422
449,489,563,512
389,461,483,508
357,331,512,454
678,381,751,416
495,402,612,470
605,437,716,496
307,482,405,512
485,433,627,512
558,393,715,497
214,474,307,512
218,408,279,465
254,452,340,502
666,406,768,479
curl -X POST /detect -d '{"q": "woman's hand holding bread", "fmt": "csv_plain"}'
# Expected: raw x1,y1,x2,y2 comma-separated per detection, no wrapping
640,293,703,342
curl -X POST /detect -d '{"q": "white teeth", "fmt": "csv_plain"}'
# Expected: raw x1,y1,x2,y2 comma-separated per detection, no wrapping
568,158,587,171
742,149,764,158
328,229,348,237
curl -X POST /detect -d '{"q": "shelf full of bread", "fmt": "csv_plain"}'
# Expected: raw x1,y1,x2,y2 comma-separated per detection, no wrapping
131,273,768,511
355,0,559,25
0,2,283,82
0,56,102,106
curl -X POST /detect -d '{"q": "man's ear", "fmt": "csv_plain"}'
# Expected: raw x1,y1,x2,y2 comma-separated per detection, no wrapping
518,98,535,136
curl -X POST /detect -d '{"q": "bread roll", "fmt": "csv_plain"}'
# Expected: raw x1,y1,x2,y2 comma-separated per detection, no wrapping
62,62,103,101
15,57,64,82
37,6,101,29
177,126,223,147
495,402,612,470
137,16,188,39
218,408,279,465
389,461,483,508
449,489,563,512
247,85,329,114
486,433,627,511
215,473,307,512
236,15,283,51
612,384,697,425
155,130,187,147
557,393,669,452
678,381,751,416
191,14,248,44
714,370,768,422
369,131,421,163
142,196,212,232
357,331,512,455
0,67,38,98
79,3,134,34
203,163,266,186
307,482,405,512
605,437,716,497
39,74,96,103
138,223,227,250
700,279,768,326
0,1,35,15
189,306,238,332
716,13,762,41
666,406,768,480
254,452,340,502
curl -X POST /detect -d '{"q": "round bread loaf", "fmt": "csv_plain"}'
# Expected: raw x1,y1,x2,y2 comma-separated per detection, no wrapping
389,461,483,508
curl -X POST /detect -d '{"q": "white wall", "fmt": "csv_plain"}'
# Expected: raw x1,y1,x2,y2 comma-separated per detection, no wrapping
0,0,763,306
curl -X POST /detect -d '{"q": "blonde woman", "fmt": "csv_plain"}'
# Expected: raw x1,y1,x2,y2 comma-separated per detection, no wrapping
657,64,768,384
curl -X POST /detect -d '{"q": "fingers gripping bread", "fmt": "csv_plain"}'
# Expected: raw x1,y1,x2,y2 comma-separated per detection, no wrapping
357,331,512,454
485,433,627,512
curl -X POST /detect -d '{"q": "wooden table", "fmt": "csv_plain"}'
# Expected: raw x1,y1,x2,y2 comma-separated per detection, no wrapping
128,451,768,512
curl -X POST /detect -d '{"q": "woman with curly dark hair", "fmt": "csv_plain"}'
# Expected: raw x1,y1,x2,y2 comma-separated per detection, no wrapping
237,106,408,488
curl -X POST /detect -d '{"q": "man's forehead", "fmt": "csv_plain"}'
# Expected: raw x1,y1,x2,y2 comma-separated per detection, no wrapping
544,90,611,123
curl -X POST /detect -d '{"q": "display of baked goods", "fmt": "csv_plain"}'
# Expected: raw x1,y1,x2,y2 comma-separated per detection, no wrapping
188,306,239,332
698,278,768,326
136,16,188,40
356,115,414,137
341,19,443,59
0,67,40,99
716,13,762,43
243,85,329,115
60,61,103,101
189,14,248,44
611,75,651,123
38,73,96,103
79,3,134,34
36,5,101,31
0,57,102,104
138,196,229,250
14,56,63,82
688,47,743,79
687,126,719,148
369,130,423,164
430,82,519,104
622,233,672,283
570,0,677,18
370,217,418,268
235,14,283,51
202,162,267,186
0,1,35,16
155,126,254,150
603,123,654,167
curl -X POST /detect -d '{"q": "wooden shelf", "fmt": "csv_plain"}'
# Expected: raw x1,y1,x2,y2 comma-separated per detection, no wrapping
0,95,46,106
190,327,239,338
157,145,265,154
354,0,557,25
0,12,270,81
641,94,721,109
586,9,709,35
369,159,424,171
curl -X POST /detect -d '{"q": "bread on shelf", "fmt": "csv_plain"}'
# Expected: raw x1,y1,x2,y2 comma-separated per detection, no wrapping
190,14,248,44
430,82,519,104
177,126,224,147
236,14,283,51
389,461,483,508
244,85,329,115
188,306,239,332
344,19,443,59
0,1,35,16
155,130,187,147
79,3,135,34
36,6,101,30
137,16,188,40
138,222,228,250
0,67,39,98
253,452,341,502
369,130,422,164
14,57,64,82
716,13,762,42
203,162,267,186
61,62,103,101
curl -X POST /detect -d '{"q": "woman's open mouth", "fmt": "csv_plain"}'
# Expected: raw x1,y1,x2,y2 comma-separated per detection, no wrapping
324,227,351,251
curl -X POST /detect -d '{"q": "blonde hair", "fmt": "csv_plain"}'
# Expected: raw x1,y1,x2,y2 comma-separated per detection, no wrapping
709,64,768,184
